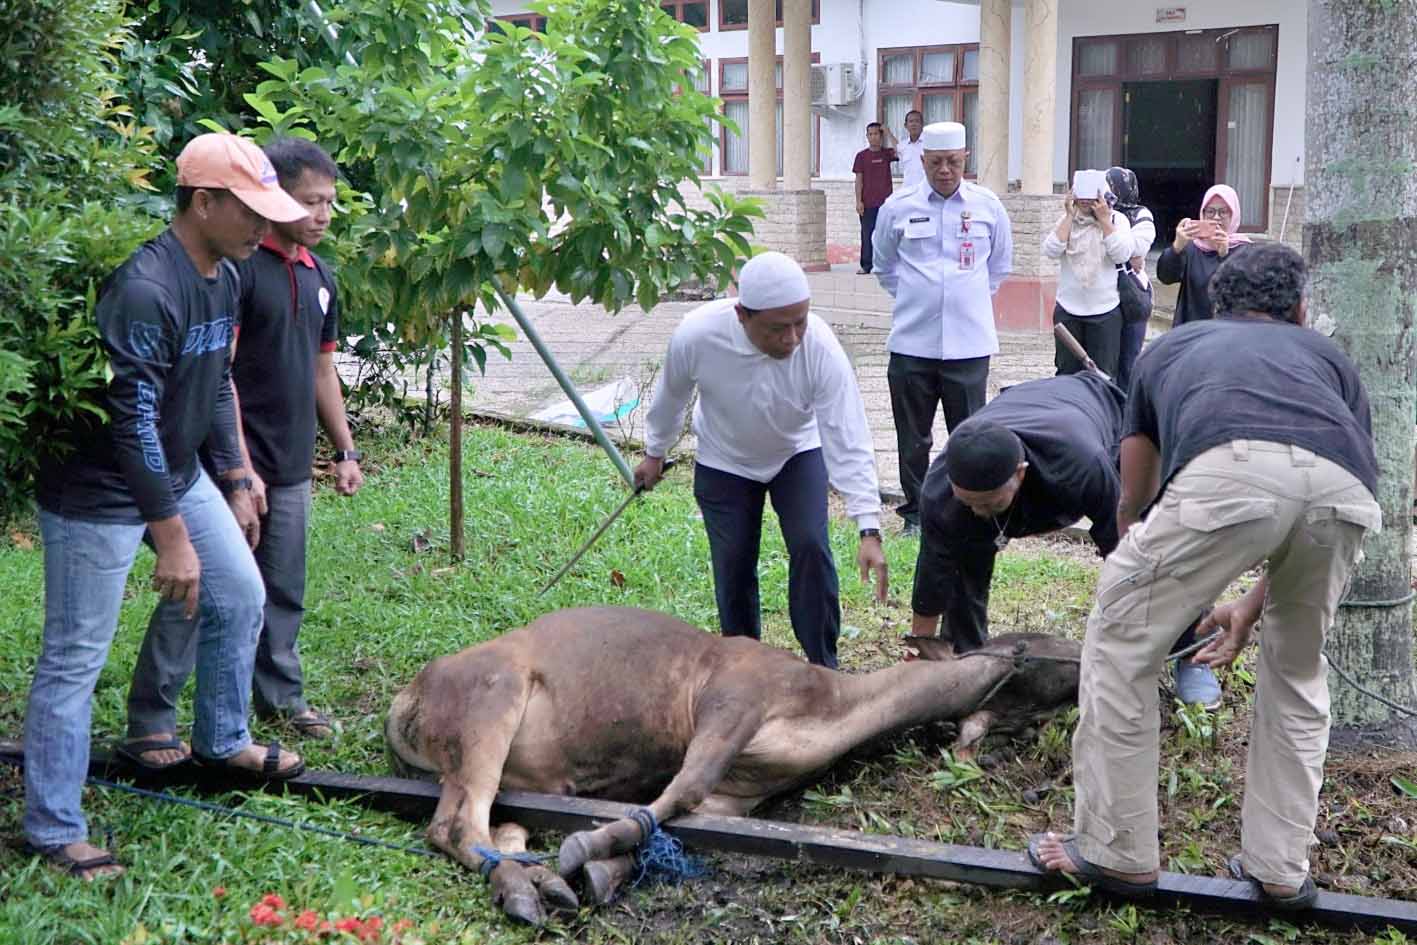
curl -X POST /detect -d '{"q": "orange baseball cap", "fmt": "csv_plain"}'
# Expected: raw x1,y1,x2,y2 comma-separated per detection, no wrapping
175,133,308,223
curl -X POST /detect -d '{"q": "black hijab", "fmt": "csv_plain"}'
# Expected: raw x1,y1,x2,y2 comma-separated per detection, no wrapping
1106,167,1140,210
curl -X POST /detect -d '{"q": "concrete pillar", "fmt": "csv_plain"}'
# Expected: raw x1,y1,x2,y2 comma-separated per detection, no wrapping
976,0,1011,194
1020,0,1058,195
748,0,777,190
782,0,812,190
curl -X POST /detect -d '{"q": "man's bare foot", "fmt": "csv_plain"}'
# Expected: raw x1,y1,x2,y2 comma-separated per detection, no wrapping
40,841,125,881
120,733,190,767
1034,832,1158,885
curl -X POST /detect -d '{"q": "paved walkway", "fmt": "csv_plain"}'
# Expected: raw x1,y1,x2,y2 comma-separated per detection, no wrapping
457,289,1060,498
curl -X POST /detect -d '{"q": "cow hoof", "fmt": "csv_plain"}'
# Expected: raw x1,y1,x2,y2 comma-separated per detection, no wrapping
528,865,580,913
499,890,547,927
557,831,595,878
583,854,635,905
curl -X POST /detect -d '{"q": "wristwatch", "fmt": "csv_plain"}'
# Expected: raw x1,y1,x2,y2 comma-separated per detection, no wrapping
859,528,881,539
217,476,253,496
333,449,364,463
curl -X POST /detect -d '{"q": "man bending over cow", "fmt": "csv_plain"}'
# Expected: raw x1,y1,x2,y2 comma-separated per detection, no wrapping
1031,243,1380,909
909,371,1222,706
635,251,888,668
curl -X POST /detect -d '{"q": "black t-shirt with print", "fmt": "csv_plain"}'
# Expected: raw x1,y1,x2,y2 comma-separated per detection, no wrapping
1125,316,1378,500
232,240,339,485
37,229,243,523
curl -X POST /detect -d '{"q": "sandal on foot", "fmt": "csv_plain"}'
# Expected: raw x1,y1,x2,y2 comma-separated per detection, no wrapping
1026,833,1158,898
27,842,125,881
114,735,191,773
287,710,337,740
1227,855,1318,910
194,740,305,782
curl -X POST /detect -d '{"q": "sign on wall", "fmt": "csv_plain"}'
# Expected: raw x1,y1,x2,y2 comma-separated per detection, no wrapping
1155,7,1186,23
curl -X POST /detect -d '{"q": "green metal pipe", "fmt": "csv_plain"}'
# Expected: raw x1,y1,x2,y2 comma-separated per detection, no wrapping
495,288,637,488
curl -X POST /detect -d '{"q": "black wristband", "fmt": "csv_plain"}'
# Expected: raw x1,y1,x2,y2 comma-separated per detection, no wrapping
333,449,363,463
217,476,253,496
859,528,881,539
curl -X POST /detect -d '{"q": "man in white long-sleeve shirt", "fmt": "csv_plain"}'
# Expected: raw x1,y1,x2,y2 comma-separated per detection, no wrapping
635,252,888,668
871,121,1013,534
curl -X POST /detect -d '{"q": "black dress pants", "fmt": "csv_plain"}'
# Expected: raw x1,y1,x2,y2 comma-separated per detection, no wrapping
859,207,880,272
693,449,841,668
887,352,990,525
1053,305,1123,378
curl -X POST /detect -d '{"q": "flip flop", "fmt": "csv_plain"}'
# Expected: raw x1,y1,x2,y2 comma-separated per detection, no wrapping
287,709,337,739
114,735,191,773
26,842,125,880
1026,833,1158,898
193,740,305,782
1227,855,1318,910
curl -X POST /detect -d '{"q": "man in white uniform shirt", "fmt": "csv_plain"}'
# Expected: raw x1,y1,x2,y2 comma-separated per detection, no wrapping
894,109,926,191
635,252,888,669
873,121,1013,534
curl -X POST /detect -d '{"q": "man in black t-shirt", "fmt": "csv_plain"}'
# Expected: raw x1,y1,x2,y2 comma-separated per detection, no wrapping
127,138,363,752
1032,243,1380,909
23,134,309,880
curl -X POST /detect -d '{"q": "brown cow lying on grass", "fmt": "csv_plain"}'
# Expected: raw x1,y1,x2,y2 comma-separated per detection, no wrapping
385,606,1081,924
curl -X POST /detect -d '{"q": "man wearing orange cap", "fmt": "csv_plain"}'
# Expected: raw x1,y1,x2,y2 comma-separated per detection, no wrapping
23,133,310,880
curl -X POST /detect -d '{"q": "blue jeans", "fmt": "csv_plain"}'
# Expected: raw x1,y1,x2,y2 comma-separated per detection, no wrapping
23,471,265,848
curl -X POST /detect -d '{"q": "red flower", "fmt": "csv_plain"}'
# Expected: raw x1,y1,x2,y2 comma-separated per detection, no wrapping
392,919,413,933
212,886,227,899
262,893,287,910
334,917,362,933
363,916,383,932
248,903,284,927
294,910,320,931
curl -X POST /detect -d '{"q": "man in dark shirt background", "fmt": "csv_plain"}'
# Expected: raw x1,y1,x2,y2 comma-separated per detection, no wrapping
126,138,363,756
24,133,309,880
853,121,897,275
1033,243,1380,909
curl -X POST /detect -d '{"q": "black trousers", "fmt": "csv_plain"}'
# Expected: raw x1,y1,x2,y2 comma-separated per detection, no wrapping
1053,305,1123,379
887,352,990,524
693,449,841,668
1115,316,1147,394
859,207,880,272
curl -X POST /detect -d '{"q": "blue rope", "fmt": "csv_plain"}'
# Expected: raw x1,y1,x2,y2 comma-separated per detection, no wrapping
472,844,547,878
628,808,706,888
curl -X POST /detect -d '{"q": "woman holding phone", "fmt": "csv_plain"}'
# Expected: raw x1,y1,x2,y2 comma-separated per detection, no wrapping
1157,184,1253,326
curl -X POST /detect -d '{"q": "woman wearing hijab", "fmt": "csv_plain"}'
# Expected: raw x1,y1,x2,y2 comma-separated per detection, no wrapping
1042,179,1134,378
1106,167,1157,393
1157,184,1253,326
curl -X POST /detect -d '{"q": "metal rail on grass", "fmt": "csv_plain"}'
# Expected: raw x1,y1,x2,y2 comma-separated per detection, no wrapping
3,743,1413,936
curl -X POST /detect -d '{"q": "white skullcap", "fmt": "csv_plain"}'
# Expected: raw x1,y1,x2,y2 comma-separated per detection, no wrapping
922,121,967,151
737,251,810,310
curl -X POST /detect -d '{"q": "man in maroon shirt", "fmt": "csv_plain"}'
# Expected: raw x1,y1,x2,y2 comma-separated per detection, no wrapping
853,121,898,275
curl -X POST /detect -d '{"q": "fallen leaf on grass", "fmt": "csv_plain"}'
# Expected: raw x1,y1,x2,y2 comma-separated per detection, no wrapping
8,531,33,550
371,523,386,533
610,569,626,588
432,567,455,578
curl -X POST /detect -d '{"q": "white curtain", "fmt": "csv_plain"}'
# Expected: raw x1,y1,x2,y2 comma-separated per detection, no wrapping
721,61,748,93
921,51,955,85
922,92,954,124
724,100,749,174
882,53,914,86
961,48,979,82
1128,38,1167,76
1076,88,1115,172
963,90,979,175
1225,83,1269,227
1077,42,1117,77
1229,32,1275,70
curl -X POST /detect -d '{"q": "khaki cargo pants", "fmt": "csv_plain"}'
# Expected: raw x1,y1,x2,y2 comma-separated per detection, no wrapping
1072,440,1380,887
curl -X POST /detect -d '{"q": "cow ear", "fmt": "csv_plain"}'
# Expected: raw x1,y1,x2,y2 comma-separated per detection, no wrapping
902,635,955,662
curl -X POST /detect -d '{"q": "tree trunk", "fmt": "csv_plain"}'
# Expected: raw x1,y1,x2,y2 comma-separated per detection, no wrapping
1307,0,1417,734
449,310,465,562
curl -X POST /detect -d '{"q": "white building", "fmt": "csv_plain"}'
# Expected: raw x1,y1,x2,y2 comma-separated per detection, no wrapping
491,0,1305,330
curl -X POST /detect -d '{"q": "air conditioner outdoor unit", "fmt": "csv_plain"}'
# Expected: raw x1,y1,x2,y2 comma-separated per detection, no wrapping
810,62,860,107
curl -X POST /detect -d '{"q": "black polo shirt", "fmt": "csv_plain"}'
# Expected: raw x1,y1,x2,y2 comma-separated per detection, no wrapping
233,236,339,485
37,229,243,523
1125,316,1378,501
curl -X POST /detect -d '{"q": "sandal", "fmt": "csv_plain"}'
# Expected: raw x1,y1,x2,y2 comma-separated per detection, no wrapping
27,842,125,881
114,735,191,773
1026,833,1158,898
193,740,305,782
287,709,337,740
1227,854,1318,910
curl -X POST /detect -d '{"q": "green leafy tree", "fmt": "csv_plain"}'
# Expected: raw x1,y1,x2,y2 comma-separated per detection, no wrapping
247,0,758,558
0,0,163,520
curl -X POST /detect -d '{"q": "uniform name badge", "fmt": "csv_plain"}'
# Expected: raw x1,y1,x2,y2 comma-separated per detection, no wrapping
904,216,934,240
958,210,975,271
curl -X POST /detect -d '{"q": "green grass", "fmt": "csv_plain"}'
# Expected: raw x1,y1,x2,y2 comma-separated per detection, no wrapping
1,425,1409,945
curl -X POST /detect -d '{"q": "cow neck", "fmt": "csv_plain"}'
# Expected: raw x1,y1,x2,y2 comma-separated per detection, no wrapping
826,655,1016,739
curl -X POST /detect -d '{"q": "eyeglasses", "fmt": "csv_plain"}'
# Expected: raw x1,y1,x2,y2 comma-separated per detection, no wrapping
1201,207,1233,220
